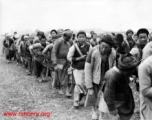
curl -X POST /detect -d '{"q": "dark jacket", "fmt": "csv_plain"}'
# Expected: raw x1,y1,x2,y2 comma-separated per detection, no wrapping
3,38,14,48
104,66,135,116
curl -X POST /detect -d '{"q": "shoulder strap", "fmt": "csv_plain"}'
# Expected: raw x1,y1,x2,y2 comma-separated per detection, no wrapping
74,43,83,56
138,47,143,59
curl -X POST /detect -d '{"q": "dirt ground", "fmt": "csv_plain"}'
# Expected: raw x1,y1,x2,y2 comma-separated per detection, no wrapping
0,37,140,120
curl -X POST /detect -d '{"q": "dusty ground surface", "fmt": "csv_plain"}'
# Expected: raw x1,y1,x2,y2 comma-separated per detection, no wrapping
0,37,140,120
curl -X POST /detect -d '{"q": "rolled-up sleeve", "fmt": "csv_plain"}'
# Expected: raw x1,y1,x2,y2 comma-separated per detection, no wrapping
29,43,41,54
42,44,53,54
51,39,61,65
85,49,95,89
19,41,23,54
67,45,75,62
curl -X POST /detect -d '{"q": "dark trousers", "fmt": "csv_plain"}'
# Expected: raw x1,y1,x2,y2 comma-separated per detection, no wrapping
5,49,14,61
35,60,43,77
28,58,32,73
16,52,22,64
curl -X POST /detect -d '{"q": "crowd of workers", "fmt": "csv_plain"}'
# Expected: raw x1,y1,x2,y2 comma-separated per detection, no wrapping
2,28,152,120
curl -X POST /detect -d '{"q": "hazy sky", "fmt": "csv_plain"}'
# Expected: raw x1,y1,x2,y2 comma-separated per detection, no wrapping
1,0,152,34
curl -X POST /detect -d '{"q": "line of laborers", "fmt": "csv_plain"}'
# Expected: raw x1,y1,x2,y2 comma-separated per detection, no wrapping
3,28,152,120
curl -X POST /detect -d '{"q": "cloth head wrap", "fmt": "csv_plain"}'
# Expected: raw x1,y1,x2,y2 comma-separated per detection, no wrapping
118,53,140,71
115,34,124,43
63,30,73,37
101,34,114,47
37,31,45,36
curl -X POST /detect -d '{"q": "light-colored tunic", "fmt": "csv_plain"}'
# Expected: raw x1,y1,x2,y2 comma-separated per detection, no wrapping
138,56,152,120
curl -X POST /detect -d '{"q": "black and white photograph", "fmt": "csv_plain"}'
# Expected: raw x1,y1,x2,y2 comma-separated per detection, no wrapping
0,0,152,120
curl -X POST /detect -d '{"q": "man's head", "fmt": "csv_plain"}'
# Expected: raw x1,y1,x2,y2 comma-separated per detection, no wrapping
63,30,73,42
50,29,57,38
29,36,34,43
57,29,63,37
40,36,47,47
5,33,12,39
117,53,140,76
115,34,124,48
77,31,86,46
90,31,95,38
21,35,25,41
24,36,29,42
137,28,149,44
133,33,138,42
99,35,114,55
37,31,45,40
92,33,97,40
111,32,115,37
15,35,19,40
126,29,134,39
14,32,17,35
86,33,91,42
99,34,104,40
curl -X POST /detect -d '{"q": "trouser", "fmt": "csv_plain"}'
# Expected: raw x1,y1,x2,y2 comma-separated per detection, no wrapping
73,69,86,102
32,59,36,75
16,52,22,64
52,64,63,89
5,48,13,61
52,63,71,93
22,57,28,68
91,83,100,119
34,60,43,77
13,49,17,60
28,58,32,73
